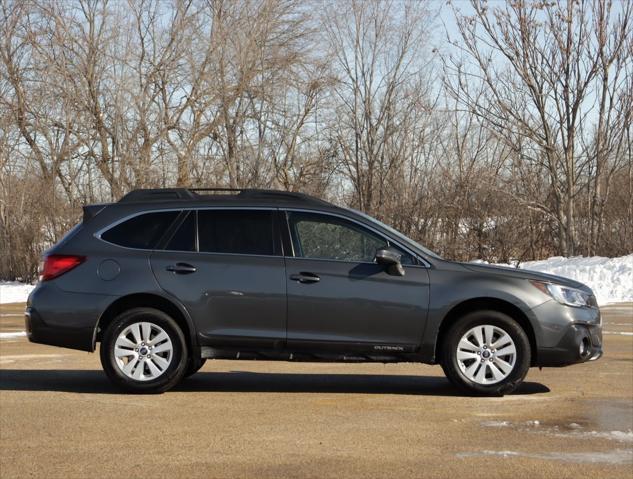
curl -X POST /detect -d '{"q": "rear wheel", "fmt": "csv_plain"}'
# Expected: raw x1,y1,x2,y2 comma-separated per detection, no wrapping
440,310,531,396
100,307,188,393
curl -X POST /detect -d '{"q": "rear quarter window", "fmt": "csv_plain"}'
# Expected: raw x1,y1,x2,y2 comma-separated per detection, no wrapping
101,211,179,249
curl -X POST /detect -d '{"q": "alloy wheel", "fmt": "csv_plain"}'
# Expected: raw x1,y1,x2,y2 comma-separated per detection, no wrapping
113,322,173,381
456,324,517,385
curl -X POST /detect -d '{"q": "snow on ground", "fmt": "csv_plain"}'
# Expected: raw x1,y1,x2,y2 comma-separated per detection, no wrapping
0,331,27,339
0,255,631,305
0,282,35,304
504,254,633,306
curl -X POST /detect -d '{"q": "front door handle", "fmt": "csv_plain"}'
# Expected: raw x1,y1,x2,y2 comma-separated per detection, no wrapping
290,272,320,284
166,262,197,274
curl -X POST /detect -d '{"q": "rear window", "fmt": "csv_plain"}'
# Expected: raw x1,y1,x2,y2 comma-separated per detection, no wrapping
101,211,179,249
198,210,275,256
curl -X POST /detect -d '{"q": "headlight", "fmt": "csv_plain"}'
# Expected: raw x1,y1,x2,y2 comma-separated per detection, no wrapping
530,280,597,308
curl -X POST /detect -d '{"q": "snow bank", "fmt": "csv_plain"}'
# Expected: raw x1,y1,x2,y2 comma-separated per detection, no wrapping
500,254,633,305
0,282,35,304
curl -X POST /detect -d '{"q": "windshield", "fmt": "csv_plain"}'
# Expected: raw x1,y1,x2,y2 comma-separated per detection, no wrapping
347,209,442,260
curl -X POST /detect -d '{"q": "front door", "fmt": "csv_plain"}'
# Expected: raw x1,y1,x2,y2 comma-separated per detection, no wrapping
284,211,430,352
151,209,286,349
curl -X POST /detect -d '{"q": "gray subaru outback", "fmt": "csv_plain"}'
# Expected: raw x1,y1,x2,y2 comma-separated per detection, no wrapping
26,188,602,395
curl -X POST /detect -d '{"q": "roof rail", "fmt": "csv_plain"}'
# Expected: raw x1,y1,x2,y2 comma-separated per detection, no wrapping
189,188,315,201
118,187,331,206
237,189,327,203
118,188,196,203
187,188,243,195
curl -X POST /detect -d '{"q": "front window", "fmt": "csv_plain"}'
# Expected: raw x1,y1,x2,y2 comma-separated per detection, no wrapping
288,212,412,263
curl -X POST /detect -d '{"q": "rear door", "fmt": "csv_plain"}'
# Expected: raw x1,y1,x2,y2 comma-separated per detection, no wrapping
150,208,287,349
284,210,430,352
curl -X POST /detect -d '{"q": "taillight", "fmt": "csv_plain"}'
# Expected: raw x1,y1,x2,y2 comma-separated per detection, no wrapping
39,255,86,281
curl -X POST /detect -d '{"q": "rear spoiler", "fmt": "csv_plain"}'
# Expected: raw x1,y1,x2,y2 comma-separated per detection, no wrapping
82,204,107,223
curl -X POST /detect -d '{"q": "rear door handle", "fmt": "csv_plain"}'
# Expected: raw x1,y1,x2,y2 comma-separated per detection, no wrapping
290,272,320,284
166,262,197,274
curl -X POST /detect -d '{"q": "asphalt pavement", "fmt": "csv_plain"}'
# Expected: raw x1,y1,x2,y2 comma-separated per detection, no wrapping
1,302,632,478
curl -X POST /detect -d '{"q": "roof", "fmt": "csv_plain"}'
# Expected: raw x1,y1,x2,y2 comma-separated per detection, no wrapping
116,188,335,209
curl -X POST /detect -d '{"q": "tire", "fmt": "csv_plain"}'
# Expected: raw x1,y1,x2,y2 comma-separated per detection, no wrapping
185,357,207,378
100,307,188,393
440,310,531,396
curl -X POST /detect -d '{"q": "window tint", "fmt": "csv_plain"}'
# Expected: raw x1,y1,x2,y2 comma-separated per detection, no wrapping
165,212,196,252
101,211,178,249
289,212,414,264
198,210,275,255
289,212,386,262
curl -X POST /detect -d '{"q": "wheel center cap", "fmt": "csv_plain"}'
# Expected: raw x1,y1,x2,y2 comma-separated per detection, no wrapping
139,346,149,355
482,349,491,358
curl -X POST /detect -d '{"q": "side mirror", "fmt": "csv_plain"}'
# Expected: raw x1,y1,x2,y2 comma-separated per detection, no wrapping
374,248,405,276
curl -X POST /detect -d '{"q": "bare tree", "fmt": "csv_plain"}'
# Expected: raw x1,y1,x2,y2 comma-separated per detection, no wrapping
444,0,632,256
323,0,434,215
0,0,631,280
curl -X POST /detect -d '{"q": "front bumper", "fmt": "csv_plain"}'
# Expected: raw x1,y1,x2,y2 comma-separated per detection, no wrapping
536,322,603,366
529,298,603,367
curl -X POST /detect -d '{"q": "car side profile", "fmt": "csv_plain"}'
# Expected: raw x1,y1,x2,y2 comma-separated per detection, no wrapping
26,188,603,395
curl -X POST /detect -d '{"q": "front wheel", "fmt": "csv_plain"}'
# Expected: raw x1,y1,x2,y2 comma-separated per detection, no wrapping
100,308,188,393
440,310,531,396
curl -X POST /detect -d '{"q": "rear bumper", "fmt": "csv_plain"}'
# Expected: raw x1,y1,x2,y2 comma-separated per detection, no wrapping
25,307,94,352
25,282,114,352
536,322,603,367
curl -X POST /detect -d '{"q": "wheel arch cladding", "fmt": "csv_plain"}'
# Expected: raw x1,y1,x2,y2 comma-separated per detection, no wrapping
94,293,196,354
435,297,537,366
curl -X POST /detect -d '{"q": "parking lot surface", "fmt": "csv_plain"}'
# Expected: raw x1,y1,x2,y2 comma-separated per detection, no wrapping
1,302,632,478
